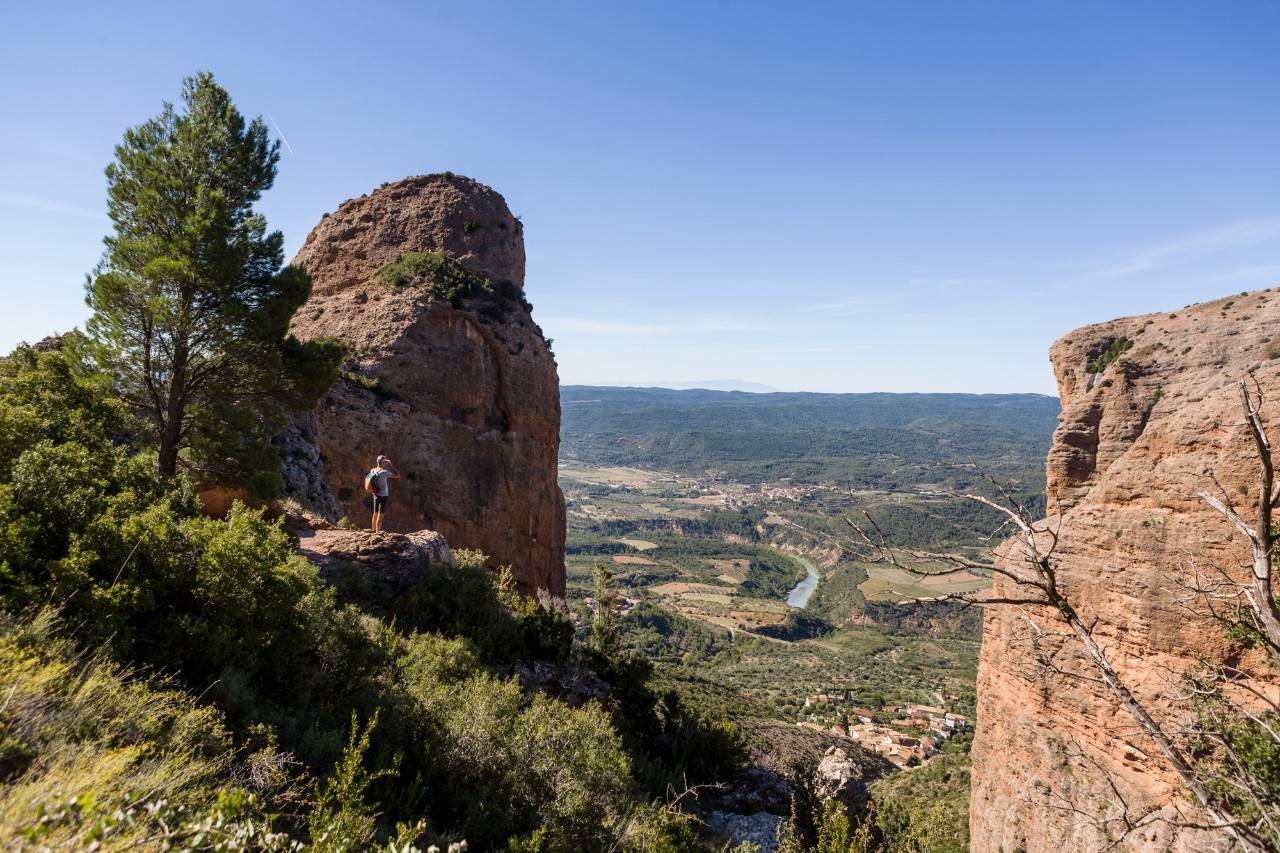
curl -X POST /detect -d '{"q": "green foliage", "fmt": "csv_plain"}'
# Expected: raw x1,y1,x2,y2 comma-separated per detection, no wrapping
375,251,531,320
0,340,674,849
621,601,731,664
84,71,342,495
402,661,633,846
867,740,971,853
591,559,623,659
309,712,391,851
0,609,251,849
1085,337,1134,374
756,610,834,642
377,549,574,666
0,345,323,693
1193,695,1280,849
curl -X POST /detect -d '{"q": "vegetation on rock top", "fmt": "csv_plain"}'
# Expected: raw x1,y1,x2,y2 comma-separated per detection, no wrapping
376,251,532,320
1085,336,1134,374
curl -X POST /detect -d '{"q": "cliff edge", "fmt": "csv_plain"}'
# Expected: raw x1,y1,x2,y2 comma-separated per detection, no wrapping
970,288,1280,851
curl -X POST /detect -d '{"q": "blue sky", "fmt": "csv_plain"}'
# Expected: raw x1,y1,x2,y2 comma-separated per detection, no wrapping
2,1,1278,394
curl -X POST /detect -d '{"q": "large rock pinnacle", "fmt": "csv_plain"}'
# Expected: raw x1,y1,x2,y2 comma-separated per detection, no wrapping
284,173,565,597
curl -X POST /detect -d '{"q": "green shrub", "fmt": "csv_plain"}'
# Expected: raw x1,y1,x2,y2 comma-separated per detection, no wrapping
1086,337,1134,373
375,251,532,320
0,342,713,849
405,667,633,846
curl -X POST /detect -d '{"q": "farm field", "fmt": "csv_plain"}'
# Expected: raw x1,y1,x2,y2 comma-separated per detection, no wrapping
859,564,991,602
559,459,991,720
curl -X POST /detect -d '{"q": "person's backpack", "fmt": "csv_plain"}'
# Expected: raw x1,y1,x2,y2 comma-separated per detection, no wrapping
364,468,380,494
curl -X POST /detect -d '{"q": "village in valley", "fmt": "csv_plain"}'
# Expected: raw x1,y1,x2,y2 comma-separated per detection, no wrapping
798,694,968,769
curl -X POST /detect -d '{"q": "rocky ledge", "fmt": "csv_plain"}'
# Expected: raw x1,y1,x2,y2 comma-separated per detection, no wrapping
294,527,455,603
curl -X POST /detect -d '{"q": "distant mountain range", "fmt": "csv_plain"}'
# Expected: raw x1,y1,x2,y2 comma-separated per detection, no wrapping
559,385,1061,490
631,380,778,393
561,386,1060,433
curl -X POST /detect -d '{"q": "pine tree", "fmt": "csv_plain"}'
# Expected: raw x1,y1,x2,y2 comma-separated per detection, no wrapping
85,72,342,497
589,560,622,659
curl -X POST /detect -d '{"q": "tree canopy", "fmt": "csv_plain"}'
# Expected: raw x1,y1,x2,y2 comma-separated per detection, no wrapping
84,71,341,497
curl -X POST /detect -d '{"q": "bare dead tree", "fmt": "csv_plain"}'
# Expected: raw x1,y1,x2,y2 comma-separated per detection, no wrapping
846,450,1275,850
1196,375,1280,671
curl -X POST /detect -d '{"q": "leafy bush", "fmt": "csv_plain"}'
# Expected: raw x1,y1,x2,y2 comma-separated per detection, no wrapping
0,342,731,850
1086,337,1134,374
375,251,531,320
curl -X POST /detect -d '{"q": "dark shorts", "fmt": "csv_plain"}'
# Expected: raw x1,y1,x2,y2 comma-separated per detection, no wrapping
373,494,389,513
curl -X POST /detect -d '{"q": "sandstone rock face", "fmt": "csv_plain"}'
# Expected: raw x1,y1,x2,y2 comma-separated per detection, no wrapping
970,289,1280,852
287,174,565,596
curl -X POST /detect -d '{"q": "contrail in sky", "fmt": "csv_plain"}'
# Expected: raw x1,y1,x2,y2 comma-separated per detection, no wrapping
267,114,294,155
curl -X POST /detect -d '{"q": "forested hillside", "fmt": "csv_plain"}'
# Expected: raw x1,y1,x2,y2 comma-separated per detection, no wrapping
561,387,1058,489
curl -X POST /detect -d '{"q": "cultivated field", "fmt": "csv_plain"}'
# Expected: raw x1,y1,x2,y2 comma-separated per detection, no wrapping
612,555,657,566
859,564,990,602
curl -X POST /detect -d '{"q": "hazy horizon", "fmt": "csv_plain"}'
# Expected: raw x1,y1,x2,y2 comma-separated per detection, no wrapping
560,381,1058,398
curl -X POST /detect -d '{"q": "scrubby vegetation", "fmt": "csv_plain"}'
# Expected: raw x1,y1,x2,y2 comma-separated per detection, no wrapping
0,342,742,850
0,73,735,851
376,251,531,321
1085,336,1134,374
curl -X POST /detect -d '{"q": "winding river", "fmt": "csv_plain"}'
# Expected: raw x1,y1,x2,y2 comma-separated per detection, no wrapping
785,555,820,608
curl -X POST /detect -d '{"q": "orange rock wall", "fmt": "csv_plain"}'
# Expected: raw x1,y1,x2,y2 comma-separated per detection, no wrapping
286,174,565,596
971,289,1280,851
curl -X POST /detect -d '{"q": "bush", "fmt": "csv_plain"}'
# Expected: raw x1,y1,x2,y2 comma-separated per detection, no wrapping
375,251,531,319
1086,337,1133,374
0,342,716,849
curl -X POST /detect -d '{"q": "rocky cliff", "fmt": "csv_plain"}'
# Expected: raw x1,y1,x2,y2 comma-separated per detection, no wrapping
284,173,565,596
970,289,1280,851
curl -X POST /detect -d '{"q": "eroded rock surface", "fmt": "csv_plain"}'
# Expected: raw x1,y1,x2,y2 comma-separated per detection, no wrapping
286,173,565,596
295,527,455,601
971,289,1280,852
703,722,885,851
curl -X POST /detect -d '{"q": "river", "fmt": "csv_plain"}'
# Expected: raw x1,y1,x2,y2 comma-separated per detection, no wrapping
785,555,820,608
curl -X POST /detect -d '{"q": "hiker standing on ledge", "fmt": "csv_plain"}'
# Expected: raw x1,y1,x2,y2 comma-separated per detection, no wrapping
366,455,399,532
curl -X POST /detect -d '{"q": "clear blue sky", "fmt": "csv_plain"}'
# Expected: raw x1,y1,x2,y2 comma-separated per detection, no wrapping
2,1,1278,394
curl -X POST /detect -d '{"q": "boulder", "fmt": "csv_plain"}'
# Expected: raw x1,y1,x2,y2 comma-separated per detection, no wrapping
295,527,455,602
815,746,869,815
286,173,565,596
705,811,784,851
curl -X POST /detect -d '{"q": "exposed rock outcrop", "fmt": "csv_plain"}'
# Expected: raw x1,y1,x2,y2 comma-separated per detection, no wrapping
705,722,886,851
295,527,455,603
286,173,565,596
971,289,1280,851
275,411,344,521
